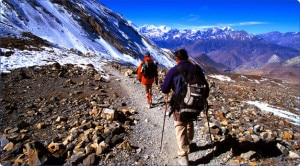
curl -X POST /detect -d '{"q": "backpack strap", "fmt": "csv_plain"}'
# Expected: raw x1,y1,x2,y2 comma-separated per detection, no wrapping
176,65,187,79
176,64,196,81
175,64,190,109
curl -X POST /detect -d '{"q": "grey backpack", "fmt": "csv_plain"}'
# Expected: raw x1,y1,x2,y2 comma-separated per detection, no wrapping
176,64,209,121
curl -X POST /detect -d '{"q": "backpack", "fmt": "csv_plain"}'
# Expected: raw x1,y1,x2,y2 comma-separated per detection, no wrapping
175,64,209,121
141,60,158,79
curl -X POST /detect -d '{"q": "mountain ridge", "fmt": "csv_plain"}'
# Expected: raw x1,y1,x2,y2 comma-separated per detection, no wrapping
0,0,176,68
138,25,300,83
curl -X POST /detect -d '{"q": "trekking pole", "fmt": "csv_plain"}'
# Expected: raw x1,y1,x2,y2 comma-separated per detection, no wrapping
205,100,215,158
205,100,213,144
160,94,168,152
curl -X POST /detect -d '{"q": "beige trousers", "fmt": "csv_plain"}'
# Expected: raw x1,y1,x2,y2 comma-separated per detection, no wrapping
174,120,194,156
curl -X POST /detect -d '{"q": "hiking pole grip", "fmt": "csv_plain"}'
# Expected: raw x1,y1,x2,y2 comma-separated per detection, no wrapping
160,94,168,152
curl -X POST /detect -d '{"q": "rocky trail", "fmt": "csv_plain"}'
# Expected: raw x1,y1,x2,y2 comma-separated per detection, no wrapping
102,64,223,165
1,62,299,165
102,64,180,165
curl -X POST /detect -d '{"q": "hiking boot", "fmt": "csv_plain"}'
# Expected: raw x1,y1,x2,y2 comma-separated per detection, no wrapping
178,155,189,165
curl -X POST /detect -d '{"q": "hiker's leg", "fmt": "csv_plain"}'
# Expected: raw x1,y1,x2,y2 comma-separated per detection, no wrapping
148,84,153,103
145,84,152,104
144,84,152,94
143,84,148,94
143,85,149,104
148,83,152,94
174,120,190,156
187,121,194,143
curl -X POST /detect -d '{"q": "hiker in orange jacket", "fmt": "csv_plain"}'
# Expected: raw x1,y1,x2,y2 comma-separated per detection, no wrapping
137,52,158,108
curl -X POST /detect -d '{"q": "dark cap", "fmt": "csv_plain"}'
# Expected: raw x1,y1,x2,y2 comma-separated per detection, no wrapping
145,51,150,57
175,49,189,60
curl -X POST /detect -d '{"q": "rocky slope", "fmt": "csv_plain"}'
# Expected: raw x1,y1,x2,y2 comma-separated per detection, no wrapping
0,0,176,68
1,63,299,165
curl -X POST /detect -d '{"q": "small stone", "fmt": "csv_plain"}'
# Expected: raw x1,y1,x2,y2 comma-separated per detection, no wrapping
96,141,108,155
276,143,289,155
103,108,116,120
220,120,228,126
0,138,10,148
241,150,256,161
282,131,293,139
94,74,101,81
288,151,300,159
82,153,96,165
3,142,14,151
70,152,86,163
117,140,133,151
36,122,49,130
251,134,260,142
228,159,240,165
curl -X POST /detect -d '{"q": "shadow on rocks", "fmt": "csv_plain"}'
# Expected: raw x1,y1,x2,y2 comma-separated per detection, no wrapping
190,134,283,165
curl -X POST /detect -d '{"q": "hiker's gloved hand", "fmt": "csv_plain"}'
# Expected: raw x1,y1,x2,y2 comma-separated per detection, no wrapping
139,79,141,83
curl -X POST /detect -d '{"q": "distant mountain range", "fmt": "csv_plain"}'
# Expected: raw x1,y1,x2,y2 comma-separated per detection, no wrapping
257,32,300,51
139,25,300,83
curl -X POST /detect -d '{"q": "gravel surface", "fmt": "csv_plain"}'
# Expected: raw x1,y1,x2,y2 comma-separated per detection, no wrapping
103,64,232,165
1,62,299,165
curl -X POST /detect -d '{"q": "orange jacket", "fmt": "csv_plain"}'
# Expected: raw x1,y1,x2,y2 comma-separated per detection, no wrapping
137,56,158,85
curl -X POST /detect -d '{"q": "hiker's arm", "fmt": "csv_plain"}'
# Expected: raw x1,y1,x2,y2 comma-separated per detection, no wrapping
160,68,175,94
137,64,142,82
155,63,159,85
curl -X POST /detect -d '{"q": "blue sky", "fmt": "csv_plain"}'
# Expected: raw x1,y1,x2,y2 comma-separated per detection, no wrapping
99,0,299,34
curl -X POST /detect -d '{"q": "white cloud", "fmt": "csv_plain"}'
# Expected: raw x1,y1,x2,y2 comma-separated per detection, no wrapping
215,22,268,29
186,14,201,22
232,21,269,26
171,21,268,31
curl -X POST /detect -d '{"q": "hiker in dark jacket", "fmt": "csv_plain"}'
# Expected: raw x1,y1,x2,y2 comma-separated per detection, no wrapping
160,48,209,165
137,52,158,108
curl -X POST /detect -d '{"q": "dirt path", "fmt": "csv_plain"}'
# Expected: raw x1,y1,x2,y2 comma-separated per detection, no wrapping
102,64,225,165
102,64,179,164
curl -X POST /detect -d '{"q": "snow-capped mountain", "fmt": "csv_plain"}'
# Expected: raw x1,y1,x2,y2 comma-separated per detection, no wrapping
257,31,300,51
139,25,254,41
0,0,176,69
138,25,299,83
139,25,299,69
